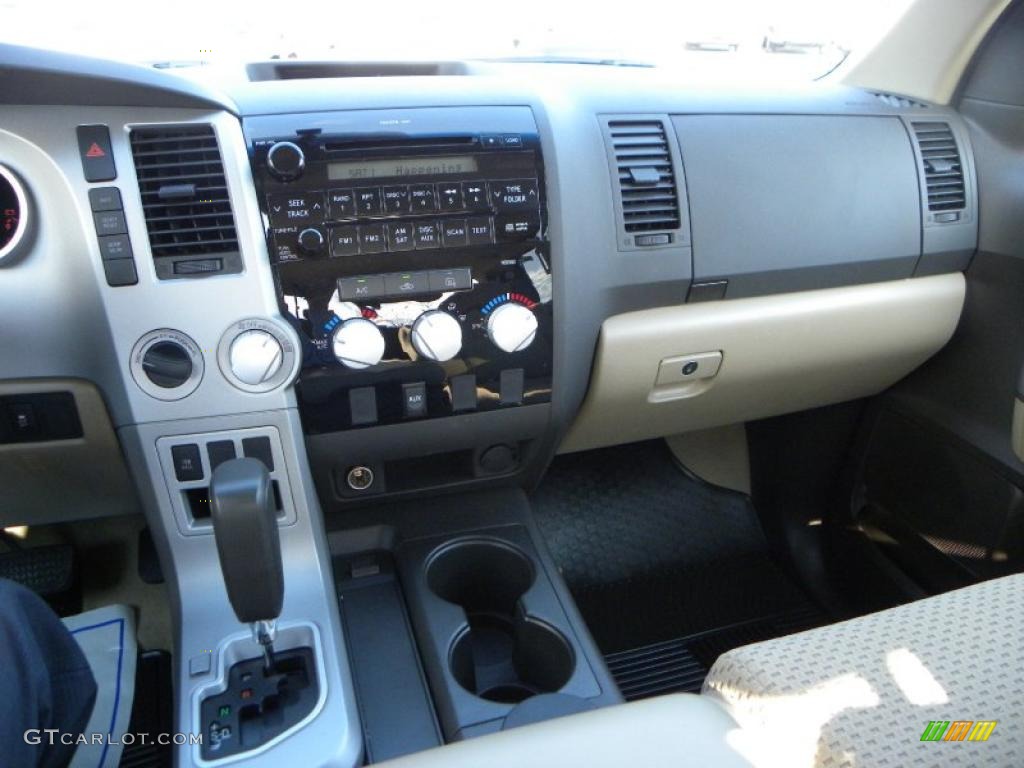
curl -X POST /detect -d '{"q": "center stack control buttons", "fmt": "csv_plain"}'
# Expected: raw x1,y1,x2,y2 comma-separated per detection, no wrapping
332,318,386,370
410,310,463,362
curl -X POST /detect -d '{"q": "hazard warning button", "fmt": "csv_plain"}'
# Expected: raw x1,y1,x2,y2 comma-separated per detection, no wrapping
76,125,117,182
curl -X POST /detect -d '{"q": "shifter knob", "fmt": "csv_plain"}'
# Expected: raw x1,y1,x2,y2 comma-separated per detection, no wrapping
209,457,284,625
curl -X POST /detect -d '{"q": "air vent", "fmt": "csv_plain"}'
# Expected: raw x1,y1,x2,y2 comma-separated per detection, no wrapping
872,92,929,109
911,122,966,213
607,120,681,233
130,125,241,278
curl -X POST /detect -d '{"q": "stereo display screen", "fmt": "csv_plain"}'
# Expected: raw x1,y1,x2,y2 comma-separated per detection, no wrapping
327,155,479,181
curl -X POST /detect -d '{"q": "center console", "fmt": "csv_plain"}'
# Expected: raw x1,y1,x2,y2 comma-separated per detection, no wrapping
244,107,553,506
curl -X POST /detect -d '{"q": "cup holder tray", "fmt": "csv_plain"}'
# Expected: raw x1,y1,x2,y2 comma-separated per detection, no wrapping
399,526,602,738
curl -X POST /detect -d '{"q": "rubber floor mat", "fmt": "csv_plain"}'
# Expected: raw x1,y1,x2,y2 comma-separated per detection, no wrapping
605,605,826,700
532,440,822,653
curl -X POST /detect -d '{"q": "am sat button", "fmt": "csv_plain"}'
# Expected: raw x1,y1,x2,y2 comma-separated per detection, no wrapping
386,222,414,252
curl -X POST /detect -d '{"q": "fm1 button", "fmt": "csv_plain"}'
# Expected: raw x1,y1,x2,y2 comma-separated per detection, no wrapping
331,226,359,257
402,382,428,419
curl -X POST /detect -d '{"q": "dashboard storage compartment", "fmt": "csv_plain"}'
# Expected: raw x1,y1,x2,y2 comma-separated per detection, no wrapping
398,526,605,740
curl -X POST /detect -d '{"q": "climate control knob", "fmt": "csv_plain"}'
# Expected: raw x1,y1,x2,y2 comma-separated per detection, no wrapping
411,310,463,362
228,329,284,386
265,141,305,181
332,318,385,370
486,301,538,354
298,227,325,256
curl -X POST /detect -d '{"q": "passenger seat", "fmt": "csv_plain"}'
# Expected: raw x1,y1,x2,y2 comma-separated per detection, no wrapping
381,575,1022,767
704,573,1022,766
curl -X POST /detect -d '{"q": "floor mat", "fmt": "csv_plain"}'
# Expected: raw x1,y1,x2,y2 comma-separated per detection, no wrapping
605,605,825,700
532,440,825,655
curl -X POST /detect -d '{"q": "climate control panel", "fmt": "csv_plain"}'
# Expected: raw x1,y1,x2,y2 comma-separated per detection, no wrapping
244,108,552,433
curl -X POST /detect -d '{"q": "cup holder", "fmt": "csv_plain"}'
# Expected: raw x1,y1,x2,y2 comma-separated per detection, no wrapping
449,615,574,703
427,538,535,616
426,538,575,704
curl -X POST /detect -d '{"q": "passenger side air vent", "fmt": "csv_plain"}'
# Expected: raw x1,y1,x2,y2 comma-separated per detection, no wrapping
603,118,685,247
129,124,242,279
911,121,966,214
872,91,929,109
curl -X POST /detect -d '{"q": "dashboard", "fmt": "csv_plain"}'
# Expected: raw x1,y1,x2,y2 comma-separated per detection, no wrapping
0,43,978,768
0,46,975,516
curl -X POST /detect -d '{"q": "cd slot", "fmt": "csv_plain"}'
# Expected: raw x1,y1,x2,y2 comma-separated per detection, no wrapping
324,135,479,154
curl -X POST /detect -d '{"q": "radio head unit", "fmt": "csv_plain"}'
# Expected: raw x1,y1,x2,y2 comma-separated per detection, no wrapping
244,107,552,436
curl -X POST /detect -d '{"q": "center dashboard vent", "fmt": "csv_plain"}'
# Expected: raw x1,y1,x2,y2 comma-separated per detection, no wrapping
603,118,684,246
129,124,242,278
910,121,966,215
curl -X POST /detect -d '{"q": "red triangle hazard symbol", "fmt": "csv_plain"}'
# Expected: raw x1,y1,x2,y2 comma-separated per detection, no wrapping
85,142,106,158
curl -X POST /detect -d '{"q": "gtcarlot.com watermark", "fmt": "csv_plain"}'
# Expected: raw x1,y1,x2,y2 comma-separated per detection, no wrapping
25,730,203,747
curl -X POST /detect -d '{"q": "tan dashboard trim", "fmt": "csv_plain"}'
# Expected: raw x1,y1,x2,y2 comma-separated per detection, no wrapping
559,274,965,454
842,0,1012,105
0,378,139,526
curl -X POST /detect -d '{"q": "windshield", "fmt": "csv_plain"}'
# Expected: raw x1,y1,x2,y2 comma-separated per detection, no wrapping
1,0,914,82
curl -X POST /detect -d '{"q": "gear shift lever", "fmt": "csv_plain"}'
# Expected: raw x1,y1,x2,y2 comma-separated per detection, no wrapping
209,457,284,671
